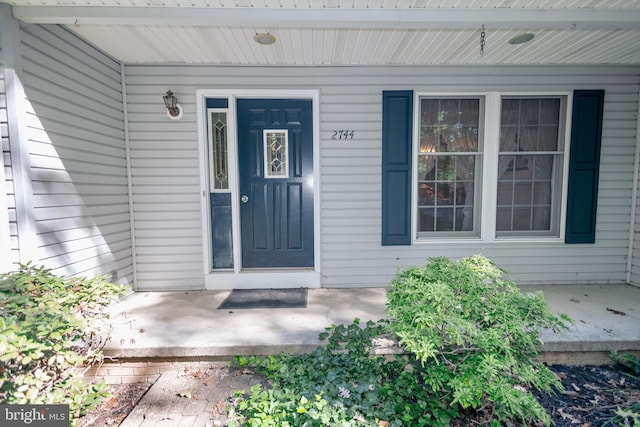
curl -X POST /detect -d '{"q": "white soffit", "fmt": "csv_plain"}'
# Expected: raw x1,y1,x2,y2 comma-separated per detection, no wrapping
6,0,640,65
58,26,640,65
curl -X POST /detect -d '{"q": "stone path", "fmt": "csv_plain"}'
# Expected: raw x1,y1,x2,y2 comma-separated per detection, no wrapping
120,362,264,427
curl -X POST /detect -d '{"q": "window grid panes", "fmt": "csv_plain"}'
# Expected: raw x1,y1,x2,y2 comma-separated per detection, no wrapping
496,97,564,235
210,111,229,190
417,97,482,235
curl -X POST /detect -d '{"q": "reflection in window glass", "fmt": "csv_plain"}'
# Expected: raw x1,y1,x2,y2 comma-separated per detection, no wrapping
496,97,564,235
417,98,482,234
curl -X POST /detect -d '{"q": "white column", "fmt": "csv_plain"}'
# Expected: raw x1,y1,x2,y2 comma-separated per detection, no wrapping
1,4,39,265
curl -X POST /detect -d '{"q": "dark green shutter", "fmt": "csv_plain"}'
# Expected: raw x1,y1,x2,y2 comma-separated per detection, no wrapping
565,90,605,244
382,91,413,246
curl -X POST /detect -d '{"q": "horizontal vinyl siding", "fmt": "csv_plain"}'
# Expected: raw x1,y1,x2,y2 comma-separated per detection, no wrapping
126,78,203,290
18,24,132,283
320,68,638,287
125,64,640,290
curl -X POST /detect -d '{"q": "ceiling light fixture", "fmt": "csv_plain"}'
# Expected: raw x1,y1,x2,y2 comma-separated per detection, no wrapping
508,33,535,45
254,33,276,45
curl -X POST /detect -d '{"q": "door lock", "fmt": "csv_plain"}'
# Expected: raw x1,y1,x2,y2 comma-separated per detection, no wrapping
241,195,249,203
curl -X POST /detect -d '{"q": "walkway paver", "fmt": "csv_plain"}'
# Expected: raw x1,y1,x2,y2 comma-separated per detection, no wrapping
120,363,263,427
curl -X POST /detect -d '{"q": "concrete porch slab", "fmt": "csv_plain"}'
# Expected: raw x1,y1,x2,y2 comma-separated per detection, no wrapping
526,284,640,352
103,284,640,361
104,288,387,359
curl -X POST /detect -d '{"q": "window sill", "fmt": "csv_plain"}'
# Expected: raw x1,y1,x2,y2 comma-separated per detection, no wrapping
413,236,564,245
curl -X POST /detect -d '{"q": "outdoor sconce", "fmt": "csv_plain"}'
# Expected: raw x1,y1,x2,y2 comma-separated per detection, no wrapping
163,90,183,120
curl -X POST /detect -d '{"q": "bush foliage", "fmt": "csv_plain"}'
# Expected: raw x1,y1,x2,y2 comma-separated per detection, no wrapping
387,255,571,425
606,351,640,426
231,255,571,426
0,263,128,423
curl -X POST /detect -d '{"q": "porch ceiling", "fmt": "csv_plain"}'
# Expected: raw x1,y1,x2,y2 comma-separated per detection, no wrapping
4,0,640,65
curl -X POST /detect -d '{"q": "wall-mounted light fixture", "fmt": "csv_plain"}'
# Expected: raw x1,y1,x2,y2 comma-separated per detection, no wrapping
163,90,183,120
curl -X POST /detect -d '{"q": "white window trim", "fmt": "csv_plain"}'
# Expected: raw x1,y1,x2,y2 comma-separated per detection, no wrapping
412,91,573,245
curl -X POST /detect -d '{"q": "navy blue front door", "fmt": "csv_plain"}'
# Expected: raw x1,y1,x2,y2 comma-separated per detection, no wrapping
237,99,314,268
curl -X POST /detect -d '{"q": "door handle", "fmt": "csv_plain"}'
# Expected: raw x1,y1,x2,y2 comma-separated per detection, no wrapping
241,195,249,203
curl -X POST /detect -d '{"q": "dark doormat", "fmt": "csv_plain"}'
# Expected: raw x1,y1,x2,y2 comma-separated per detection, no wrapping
217,288,308,309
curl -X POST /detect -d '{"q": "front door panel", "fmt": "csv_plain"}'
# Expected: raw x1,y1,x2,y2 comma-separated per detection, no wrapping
237,99,314,268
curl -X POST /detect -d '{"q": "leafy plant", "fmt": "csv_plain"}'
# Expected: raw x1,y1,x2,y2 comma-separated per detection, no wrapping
230,319,456,426
604,351,640,426
230,255,571,426
386,255,571,426
611,351,640,377
0,263,128,424
603,405,640,427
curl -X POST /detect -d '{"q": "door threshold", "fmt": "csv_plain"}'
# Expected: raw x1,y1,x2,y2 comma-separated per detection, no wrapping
241,267,315,272
205,270,321,290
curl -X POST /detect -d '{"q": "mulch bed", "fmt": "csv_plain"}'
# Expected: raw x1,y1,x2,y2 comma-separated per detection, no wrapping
79,363,640,426
533,364,640,427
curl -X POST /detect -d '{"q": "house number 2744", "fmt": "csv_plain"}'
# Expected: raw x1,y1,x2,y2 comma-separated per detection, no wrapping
332,130,355,140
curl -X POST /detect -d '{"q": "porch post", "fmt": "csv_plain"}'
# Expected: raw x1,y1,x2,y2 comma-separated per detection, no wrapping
628,87,640,286
120,63,138,290
0,98,10,272
0,5,39,265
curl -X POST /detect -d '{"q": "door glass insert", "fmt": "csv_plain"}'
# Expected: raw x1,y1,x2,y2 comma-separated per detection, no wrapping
264,129,289,178
209,110,229,190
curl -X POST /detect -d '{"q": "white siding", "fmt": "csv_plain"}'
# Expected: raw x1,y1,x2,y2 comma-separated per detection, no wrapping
125,64,640,290
16,24,132,282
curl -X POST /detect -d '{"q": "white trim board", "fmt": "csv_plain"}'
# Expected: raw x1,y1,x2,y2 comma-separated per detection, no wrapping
14,7,640,30
205,270,320,290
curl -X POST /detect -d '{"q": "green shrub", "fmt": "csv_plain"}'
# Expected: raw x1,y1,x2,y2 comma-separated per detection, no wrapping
386,255,571,426
0,263,128,423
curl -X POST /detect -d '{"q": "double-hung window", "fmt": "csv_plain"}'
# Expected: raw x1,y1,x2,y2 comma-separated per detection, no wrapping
417,97,483,237
415,93,567,240
496,96,566,237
